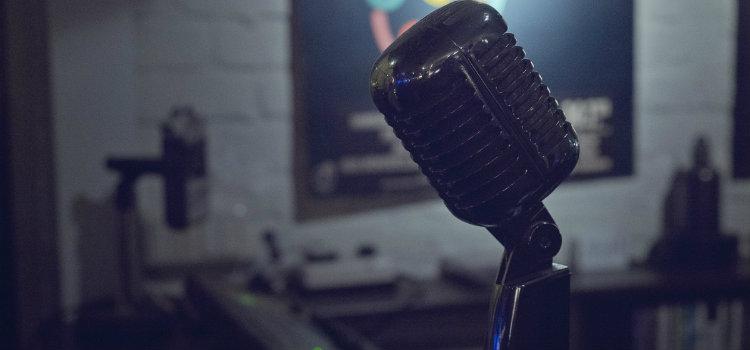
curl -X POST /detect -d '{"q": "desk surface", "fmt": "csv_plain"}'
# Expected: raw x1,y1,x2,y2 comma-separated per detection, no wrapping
292,278,490,319
441,260,750,302
182,263,750,350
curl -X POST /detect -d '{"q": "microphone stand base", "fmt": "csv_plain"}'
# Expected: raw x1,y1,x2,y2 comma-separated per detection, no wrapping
485,264,570,350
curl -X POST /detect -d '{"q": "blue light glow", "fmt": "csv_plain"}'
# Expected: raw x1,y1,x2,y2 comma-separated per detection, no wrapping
367,0,407,12
487,0,510,13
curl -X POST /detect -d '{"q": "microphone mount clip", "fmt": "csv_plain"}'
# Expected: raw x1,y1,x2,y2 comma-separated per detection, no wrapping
485,206,569,350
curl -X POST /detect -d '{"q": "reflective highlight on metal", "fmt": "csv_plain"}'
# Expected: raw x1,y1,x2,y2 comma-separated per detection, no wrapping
486,265,570,350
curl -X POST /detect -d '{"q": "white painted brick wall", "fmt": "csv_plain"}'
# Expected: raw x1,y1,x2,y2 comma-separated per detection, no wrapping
137,70,262,121
50,0,750,317
178,0,289,21
132,0,294,267
214,20,290,68
136,16,214,67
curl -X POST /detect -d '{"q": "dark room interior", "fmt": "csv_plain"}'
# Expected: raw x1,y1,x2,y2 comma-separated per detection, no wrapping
1,0,749,349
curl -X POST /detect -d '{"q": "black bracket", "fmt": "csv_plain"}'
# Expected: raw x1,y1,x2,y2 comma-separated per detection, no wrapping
484,205,569,350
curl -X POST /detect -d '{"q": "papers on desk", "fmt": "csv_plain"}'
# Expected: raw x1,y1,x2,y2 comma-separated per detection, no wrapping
294,256,398,292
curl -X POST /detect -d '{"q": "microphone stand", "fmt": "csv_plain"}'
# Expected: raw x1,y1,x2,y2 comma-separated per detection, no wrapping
484,206,569,350
75,107,205,344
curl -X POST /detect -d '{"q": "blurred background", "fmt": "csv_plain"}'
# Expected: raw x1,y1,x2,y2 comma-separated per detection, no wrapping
2,0,749,349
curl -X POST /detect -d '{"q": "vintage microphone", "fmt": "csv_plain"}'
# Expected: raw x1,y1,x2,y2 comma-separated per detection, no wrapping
370,1,579,349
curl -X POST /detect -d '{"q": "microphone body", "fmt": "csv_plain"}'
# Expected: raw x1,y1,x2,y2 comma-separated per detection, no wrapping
370,0,578,243
370,2,577,349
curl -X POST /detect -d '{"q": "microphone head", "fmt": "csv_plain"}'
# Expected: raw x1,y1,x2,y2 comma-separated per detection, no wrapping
370,0,579,231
